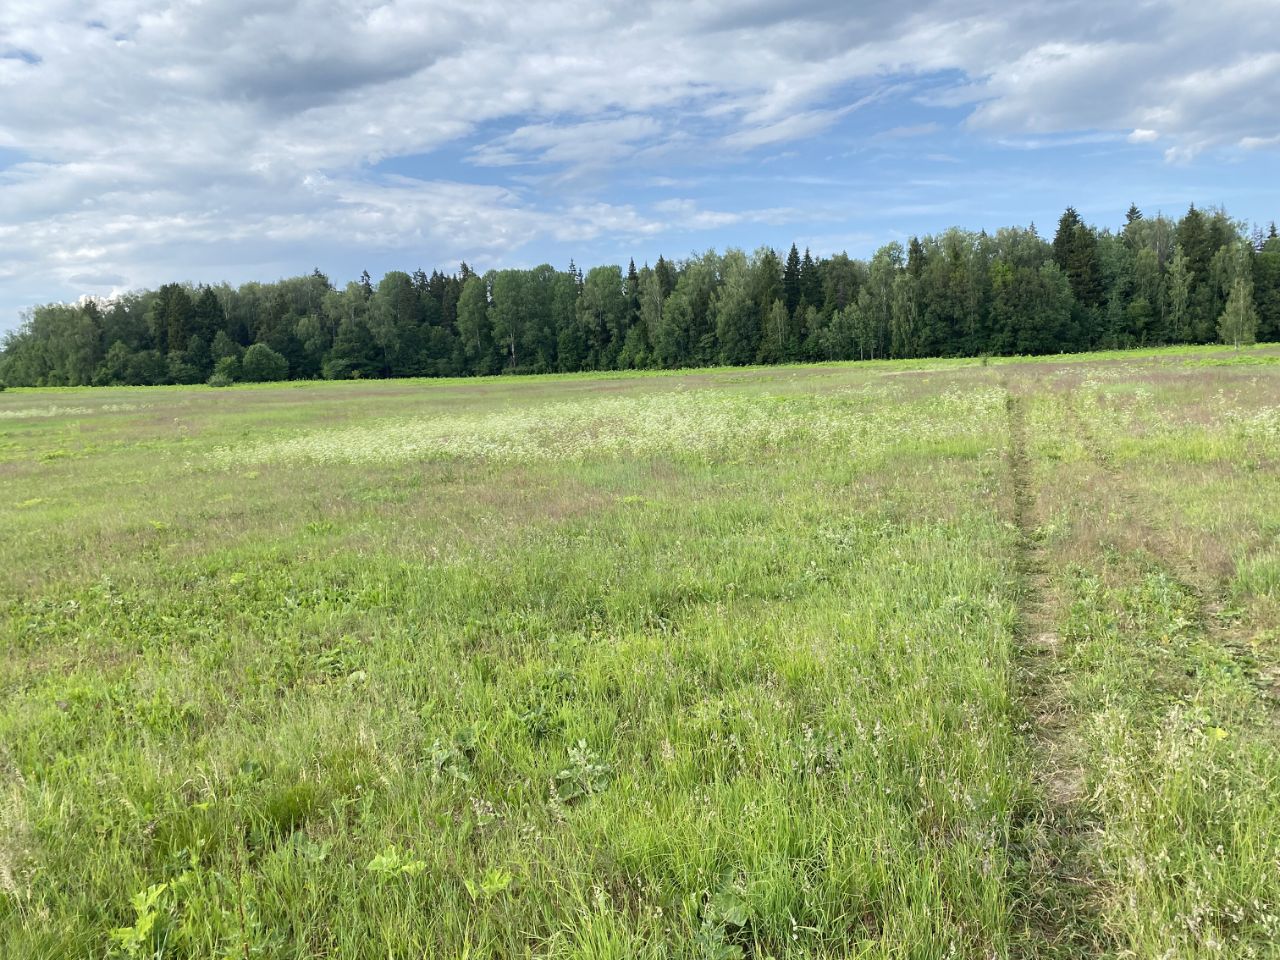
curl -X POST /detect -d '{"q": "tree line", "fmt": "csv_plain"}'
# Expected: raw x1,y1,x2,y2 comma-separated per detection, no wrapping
2,204,1276,388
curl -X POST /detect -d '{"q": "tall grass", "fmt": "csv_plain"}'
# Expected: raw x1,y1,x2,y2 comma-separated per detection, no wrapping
2,347,1278,958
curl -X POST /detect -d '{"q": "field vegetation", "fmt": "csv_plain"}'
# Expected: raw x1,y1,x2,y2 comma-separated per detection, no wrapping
2,344,1279,958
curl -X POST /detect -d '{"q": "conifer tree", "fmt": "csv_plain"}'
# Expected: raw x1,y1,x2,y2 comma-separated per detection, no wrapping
783,243,802,315
1164,245,1193,343
191,286,225,344
1052,207,1103,309
799,248,820,308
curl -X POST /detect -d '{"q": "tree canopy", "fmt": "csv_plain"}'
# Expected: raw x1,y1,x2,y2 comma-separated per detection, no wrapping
3,204,1276,387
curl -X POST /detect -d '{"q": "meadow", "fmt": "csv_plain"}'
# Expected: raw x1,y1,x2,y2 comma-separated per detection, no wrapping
2,345,1279,959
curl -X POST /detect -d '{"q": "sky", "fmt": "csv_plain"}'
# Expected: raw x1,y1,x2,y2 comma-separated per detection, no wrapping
1,1,1279,333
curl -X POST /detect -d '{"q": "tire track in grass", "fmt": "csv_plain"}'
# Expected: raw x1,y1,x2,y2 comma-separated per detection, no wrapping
1055,381,1280,954
1005,386,1105,958
1064,386,1280,717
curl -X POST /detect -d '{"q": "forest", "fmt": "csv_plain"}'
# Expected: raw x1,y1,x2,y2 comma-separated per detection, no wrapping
1,204,1276,387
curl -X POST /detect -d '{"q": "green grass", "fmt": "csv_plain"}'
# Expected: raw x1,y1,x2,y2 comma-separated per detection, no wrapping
1018,356,1280,957
2,347,1279,958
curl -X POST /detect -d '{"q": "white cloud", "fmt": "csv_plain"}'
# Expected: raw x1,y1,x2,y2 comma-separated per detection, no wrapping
722,108,852,150
469,116,666,170
1241,134,1280,150
995,132,1125,151
1,0,1278,329
873,123,941,141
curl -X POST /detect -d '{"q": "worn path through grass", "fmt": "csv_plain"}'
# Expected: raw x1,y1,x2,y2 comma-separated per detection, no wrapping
1004,386,1107,959
2,345,1279,958
1012,361,1280,958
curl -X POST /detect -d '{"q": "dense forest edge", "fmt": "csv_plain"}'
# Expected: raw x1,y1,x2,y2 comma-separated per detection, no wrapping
1,204,1276,388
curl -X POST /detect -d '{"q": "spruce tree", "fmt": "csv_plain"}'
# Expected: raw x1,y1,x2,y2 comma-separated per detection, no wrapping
799,248,820,309
625,259,640,311
1254,239,1280,341
783,243,802,315
192,286,225,344
153,284,196,354
1052,207,1103,309
654,255,677,299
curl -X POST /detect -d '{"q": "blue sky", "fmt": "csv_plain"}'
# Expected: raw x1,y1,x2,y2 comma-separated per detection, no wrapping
1,0,1278,333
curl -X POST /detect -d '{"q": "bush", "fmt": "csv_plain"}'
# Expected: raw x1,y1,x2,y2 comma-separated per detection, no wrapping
240,343,289,382
0,380,7,392
207,372,233,388
167,351,204,385
125,350,167,386
322,357,356,380
210,330,242,362
212,355,241,382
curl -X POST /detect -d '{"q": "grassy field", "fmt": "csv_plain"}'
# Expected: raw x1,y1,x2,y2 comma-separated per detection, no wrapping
2,345,1278,959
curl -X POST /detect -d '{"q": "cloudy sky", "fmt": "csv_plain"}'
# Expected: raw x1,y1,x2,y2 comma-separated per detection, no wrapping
2,0,1278,331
